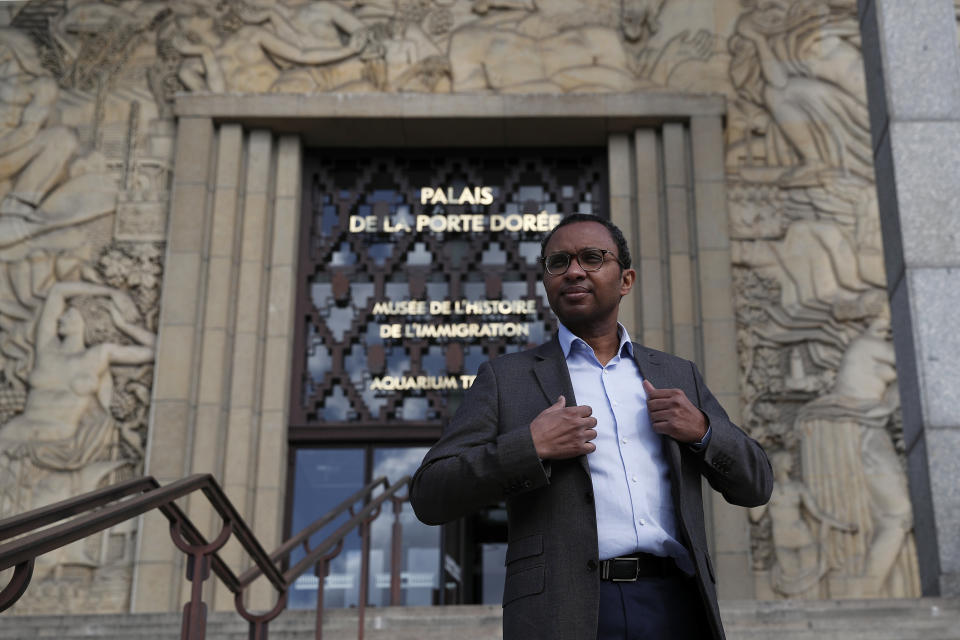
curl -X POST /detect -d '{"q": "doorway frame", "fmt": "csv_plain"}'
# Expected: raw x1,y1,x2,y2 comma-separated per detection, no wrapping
135,91,749,614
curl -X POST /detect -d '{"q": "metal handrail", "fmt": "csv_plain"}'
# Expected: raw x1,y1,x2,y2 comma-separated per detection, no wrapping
0,472,413,640
0,476,159,541
237,475,390,588
286,478,403,583
0,474,282,594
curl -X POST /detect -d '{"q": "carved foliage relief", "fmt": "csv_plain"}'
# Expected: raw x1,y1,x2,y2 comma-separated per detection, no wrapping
0,0,920,609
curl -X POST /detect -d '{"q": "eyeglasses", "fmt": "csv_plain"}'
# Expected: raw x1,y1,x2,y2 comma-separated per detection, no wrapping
540,248,619,275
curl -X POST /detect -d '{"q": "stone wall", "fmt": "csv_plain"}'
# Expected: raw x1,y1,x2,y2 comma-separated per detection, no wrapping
0,0,924,614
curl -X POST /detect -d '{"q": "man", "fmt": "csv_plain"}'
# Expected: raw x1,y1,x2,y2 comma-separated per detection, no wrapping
410,214,772,639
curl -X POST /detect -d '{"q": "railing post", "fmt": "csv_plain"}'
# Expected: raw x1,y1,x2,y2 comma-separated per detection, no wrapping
390,498,404,606
182,552,210,640
315,558,328,640
314,537,344,640
169,520,233,640
357,517,372,640
234,589,288,640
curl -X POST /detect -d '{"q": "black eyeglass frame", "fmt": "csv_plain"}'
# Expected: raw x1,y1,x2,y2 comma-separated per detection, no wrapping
539,248,622,276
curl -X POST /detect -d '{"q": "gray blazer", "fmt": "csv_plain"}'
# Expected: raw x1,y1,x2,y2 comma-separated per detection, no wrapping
410,338,772,640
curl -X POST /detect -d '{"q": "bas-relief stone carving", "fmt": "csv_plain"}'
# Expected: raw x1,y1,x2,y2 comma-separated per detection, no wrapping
140,0,718,95
728,0,872,186
749,451,857,598
0,250,160,612
445,0,717,93
0,0,926,610
796,310,920,598
0,2,169,614
0,28,116,248
725,0,921,599
0,277,155,525
0,0,718,614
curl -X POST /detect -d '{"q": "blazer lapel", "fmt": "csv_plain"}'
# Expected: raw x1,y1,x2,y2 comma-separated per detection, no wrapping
532,337,586,474
633,344,684,510
532,337,576,407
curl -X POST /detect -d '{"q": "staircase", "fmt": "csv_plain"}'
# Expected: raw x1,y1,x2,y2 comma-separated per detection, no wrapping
0,606,503,640
1,599,958,640
723,598,960,640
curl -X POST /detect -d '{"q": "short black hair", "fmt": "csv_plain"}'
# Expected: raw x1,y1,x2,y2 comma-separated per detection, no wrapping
539,213,632,271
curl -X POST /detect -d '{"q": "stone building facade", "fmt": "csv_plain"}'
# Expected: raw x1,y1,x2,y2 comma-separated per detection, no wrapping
0,0,952,617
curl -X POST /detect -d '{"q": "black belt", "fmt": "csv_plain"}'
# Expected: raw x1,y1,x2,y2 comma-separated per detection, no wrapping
599,552,683,581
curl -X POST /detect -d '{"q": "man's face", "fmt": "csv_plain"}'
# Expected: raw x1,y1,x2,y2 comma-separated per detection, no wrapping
541,221,636,334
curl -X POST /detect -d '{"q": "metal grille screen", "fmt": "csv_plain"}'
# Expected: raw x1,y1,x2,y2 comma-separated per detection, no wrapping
293,148,607,431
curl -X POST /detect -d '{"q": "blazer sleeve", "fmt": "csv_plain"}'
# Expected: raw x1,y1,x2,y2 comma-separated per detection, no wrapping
410,360,549,525
690,361,773,508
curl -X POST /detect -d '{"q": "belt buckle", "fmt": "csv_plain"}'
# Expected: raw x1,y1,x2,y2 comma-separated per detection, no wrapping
610,557,639,582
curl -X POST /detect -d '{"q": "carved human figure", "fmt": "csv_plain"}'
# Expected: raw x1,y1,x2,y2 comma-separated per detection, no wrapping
169,13,230,93
0,281,155,533
241,0,368,62
0,29,78,216
729,0,872,185
732,220,881,315
750,452,856,598
620,0,667,43
796,309,920,597
171,0,371,93
447,0,711,93
831,311,896,400
832,311,914,595
0,28,117,249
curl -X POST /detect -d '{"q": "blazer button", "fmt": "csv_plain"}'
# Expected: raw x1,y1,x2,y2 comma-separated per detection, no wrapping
585,492,594,504
586,559,597,572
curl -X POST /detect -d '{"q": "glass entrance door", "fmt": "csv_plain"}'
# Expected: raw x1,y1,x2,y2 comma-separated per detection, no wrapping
369,447,439,606
287,446,440,609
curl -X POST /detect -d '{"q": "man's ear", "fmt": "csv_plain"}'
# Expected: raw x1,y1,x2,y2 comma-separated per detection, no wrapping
620,268,637,296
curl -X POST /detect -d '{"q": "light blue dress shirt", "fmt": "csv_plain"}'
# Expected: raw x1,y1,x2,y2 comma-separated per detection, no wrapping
557,322,696,573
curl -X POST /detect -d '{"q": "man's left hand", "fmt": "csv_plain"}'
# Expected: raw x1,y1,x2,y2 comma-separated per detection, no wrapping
643,379,708,444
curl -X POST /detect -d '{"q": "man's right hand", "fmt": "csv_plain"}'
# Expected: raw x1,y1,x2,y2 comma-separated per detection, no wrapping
530,395,598,460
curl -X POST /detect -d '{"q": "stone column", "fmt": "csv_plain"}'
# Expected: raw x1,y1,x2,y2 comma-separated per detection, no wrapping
133,121,301,612
858,0,960,596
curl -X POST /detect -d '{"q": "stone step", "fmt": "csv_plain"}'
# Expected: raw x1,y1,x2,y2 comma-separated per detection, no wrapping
0,606,504,640
1,599,958,640
722,598,960,639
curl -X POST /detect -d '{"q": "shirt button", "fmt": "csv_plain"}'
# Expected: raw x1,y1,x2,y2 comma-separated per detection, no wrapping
638,518,646,526
631,475,638,483
621,437,628,444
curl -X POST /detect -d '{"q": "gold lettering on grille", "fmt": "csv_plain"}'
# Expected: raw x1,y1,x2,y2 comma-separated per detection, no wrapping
419,186,494,206
369,375,477,391
348,212,562,233
372,299,537,316
378,322,531,340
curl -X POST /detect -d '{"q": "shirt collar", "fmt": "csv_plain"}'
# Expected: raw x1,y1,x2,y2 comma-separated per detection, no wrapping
557,321,634,361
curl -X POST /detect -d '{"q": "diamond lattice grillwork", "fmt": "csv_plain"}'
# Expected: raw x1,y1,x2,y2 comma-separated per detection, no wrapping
293,149,607,429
